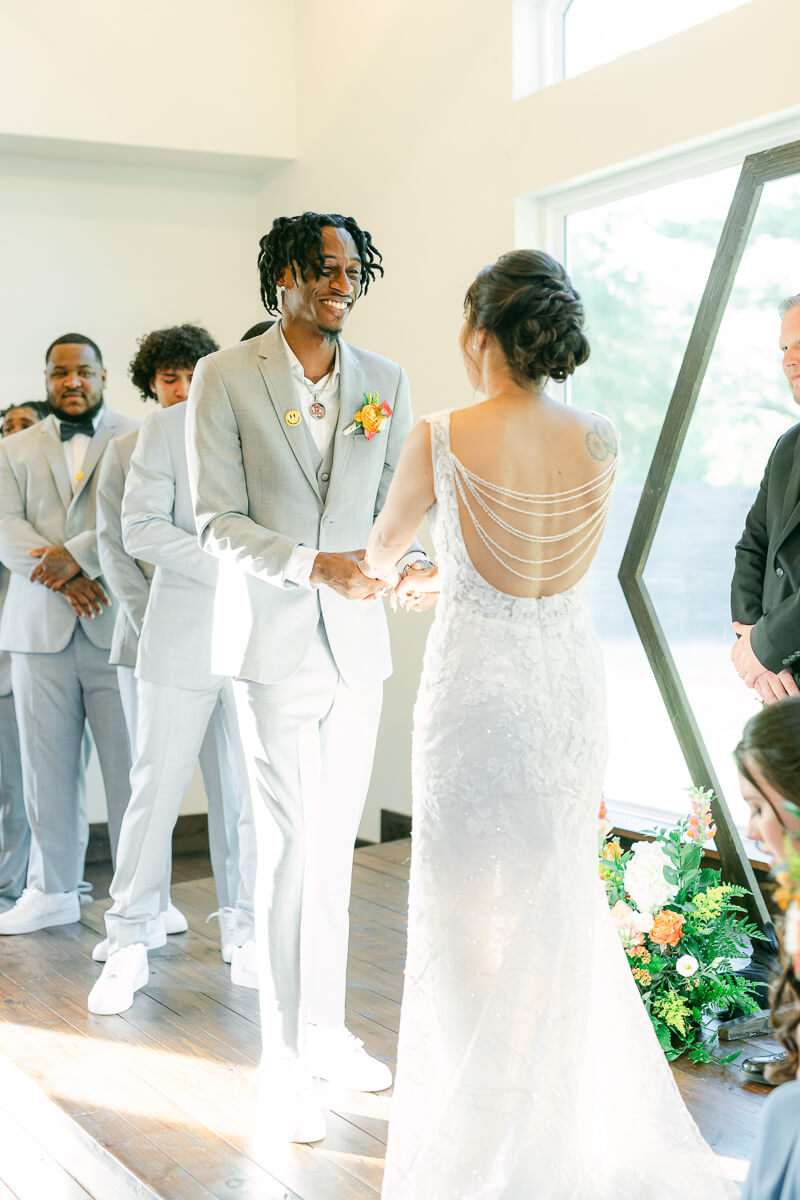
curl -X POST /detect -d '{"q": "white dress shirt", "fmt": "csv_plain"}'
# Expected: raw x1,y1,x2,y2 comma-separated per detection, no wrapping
57,406,106,492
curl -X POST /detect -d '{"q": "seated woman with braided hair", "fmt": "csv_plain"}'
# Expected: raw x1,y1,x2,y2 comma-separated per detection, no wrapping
736,696,800,1199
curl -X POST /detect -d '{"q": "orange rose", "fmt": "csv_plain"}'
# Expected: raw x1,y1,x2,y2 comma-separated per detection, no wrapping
602,840,622,862
649,909,685,947
360,404,382,433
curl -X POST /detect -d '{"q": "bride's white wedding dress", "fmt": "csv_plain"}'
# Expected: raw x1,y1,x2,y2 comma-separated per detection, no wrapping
381,411,735,1199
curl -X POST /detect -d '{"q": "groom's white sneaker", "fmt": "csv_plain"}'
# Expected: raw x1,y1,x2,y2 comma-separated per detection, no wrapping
88,944,148,1015
306,1024,392,1092
258,1058,326,1143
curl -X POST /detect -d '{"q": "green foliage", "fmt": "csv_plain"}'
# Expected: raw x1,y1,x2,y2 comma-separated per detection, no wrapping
600,794,763,1063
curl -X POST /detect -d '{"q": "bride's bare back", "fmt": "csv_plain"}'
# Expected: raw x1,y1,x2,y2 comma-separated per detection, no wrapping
448,394,617,599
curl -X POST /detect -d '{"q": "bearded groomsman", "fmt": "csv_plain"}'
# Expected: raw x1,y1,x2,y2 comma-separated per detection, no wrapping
88,325,255,1014
0,334,137,933
187,212,434,1142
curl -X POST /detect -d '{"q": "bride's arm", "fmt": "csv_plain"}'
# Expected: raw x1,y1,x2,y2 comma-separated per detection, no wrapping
362,419,435,579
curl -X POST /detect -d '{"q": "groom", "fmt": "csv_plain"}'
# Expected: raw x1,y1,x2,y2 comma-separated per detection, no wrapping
187,212,432,1141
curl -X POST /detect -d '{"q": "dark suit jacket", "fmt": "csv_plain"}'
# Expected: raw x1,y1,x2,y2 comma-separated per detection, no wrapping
731,421,800,673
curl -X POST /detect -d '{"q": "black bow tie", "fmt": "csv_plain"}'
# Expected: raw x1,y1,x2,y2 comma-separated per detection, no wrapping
59,419,95,442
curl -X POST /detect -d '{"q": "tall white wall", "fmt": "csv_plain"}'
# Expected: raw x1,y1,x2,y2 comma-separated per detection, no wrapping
1,0,798,833
0,1,295,163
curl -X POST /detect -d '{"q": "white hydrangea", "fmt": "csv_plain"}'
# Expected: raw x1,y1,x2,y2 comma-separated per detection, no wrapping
623,841,678,915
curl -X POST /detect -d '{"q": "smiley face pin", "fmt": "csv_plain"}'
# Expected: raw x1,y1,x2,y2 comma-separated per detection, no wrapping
285,410,301,427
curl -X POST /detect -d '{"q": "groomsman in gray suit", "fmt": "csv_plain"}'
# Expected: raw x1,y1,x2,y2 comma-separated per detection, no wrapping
187,213,434,1142
0,334,137,934
89,327,255,1015
0,403,47,904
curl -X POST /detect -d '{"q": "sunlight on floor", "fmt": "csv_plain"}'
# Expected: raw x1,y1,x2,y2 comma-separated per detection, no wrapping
0,1020,256,1135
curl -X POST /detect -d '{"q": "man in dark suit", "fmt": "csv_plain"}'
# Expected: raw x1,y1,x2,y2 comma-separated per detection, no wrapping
731,295,800,703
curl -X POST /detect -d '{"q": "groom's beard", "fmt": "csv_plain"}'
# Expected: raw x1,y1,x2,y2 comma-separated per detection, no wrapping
48,397,105,424
317,327,340,346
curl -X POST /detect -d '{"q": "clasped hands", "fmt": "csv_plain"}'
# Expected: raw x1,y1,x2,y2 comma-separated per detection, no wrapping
731,620,799,704
27,545,109,618
310,550,438,611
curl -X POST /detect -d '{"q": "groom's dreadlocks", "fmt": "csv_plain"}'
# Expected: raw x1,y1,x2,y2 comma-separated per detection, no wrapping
257,212,384,315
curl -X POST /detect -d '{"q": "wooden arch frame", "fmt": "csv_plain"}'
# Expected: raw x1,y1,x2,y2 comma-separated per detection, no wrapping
618,139,800,929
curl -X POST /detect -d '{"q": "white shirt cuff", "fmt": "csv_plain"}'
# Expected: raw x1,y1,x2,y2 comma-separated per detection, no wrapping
285,544,320,589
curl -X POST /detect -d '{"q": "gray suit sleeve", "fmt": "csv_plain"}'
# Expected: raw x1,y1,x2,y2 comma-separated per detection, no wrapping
122,414,217,587
186,356,299,588
97,440,150,630
0,442,51,576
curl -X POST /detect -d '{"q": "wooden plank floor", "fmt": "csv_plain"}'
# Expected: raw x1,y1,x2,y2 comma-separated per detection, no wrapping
0,840,775,1197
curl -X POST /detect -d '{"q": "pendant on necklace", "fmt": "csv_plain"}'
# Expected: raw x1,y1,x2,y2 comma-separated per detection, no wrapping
309,400,326,420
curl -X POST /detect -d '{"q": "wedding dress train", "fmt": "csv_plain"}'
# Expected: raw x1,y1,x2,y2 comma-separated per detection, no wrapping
381,411,735,1199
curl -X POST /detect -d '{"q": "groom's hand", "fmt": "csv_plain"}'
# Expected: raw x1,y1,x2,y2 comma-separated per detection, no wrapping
311,550,392,600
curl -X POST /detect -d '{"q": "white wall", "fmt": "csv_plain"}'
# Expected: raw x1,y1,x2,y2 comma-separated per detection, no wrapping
2,0,799,834
0,1,295,164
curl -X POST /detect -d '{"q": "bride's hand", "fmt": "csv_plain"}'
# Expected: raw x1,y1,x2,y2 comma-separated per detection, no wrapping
394,564,439,613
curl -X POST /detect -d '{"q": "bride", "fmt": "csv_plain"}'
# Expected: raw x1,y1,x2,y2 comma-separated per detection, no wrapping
360,250,735,1198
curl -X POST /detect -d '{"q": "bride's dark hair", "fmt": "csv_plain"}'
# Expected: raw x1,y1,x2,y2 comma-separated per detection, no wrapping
734,696,800,1083
463,250,590,385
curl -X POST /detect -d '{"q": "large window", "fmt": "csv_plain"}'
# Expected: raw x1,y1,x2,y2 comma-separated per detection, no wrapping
564,0,753,79
513,0,753,97
566,168,800,828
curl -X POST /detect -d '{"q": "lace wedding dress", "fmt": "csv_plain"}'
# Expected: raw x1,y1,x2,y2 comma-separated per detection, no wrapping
381,411,735,1199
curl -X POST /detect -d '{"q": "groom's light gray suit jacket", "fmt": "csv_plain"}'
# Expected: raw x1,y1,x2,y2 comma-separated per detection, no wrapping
0,409,139,653
187,323,418,688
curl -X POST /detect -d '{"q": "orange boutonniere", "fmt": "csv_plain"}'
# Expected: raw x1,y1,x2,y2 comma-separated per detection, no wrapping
343,391,393,440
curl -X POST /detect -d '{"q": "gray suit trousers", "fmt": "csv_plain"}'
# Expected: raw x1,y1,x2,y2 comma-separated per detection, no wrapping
105,676,252,952
0,691,28,900
11,625,131,894
233,621,382,1059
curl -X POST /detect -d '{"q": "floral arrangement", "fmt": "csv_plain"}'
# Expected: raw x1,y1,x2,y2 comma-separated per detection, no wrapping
599,789,763,1062
343,391,392,440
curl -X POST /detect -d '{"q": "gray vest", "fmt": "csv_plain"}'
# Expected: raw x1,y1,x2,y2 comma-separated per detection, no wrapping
303,422,334,501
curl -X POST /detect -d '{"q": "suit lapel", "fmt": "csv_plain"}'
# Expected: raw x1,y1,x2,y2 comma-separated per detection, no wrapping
324,342,363,512
775,436,800,553
40,417,73,512
71,410,116,505
256,328,322,501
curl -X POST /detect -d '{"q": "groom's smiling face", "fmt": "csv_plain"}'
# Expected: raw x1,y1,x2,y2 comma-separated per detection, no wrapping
279,225,362,340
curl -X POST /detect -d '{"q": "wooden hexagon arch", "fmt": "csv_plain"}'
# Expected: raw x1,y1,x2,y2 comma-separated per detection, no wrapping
618,139,800,929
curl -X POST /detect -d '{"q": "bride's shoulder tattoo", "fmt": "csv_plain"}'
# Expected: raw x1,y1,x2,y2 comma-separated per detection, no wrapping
586,419,618,461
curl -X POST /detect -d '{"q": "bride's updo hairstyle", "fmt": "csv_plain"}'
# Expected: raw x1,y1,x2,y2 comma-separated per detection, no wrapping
463,250,590,386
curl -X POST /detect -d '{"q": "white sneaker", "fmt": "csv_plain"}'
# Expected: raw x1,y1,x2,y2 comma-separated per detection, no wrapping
92,919,167,963
164,901,188,935
230,939,259,989
206,907,242,963
307,1024,393,1092
88,944,148,1015
0,888,80,935
258,1058,326,1143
